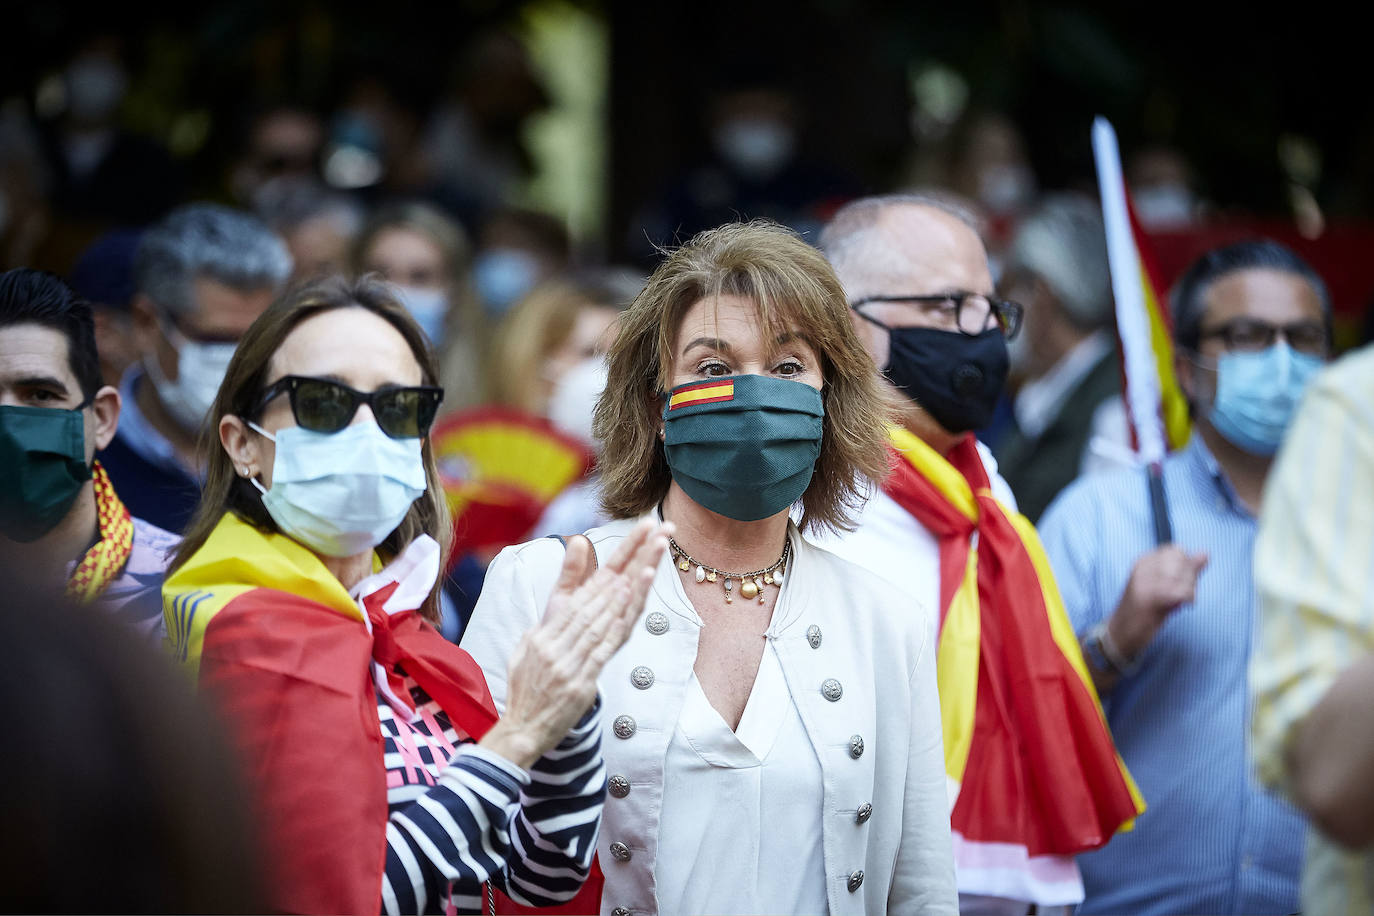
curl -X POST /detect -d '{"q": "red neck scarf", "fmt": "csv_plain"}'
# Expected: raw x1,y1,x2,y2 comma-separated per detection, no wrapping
883,429,1142,856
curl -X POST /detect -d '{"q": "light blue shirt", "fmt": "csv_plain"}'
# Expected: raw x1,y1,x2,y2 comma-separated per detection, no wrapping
1038,435,1305,915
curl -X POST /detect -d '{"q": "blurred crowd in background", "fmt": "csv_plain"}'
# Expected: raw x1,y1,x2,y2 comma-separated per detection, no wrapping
5,0,1374,705
4,3,1374,911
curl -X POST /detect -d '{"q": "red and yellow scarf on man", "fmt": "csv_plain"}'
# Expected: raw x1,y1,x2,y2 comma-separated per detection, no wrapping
65,462,134,603
883,427,1143,856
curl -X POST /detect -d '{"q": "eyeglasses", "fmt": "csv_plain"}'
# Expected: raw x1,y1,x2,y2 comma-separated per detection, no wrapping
850,292,1024,340
1197,319,1328,356
256,376,443,439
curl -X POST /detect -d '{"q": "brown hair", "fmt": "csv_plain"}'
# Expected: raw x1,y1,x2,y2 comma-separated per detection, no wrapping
594,220,894,534
169,276,451,622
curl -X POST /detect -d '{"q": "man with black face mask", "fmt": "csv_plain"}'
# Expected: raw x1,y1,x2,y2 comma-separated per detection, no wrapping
0,269,177,640
814,194,1140,916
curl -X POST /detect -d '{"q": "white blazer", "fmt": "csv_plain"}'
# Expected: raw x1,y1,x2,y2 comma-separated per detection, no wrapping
461,516,957,916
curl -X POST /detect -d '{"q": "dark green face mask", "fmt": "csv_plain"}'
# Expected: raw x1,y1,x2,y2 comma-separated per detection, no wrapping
661,374,824,522
0,404,92,543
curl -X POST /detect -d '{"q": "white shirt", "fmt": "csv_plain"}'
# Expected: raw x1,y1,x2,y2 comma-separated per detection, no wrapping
657,646,828,915
808,444,1084,909
1012,331,1115,440
461,517,958,916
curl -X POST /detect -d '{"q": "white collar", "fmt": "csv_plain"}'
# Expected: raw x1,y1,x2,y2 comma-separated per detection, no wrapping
1013,330,1114,439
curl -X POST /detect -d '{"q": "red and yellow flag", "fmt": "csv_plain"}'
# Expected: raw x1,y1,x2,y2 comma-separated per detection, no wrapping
1126,199,1192,452
883,427,1144,857
668,378,735,410
1093,117,1192,461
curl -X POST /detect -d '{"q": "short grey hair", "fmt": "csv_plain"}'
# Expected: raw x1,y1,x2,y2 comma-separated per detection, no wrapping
1004,192,1112,329
818,191,982,298
135,203,292,315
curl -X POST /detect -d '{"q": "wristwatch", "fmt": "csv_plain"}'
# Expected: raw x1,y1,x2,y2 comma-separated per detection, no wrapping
1083,621,1143,678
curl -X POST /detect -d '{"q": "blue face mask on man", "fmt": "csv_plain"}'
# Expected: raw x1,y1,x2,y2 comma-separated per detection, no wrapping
1209,341,1323,455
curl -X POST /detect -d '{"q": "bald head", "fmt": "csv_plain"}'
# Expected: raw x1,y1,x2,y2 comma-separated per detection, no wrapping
819,195,994,368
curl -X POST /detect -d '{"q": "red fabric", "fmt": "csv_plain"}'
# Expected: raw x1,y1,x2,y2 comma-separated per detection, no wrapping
882,435,1139,856
199,587,498,914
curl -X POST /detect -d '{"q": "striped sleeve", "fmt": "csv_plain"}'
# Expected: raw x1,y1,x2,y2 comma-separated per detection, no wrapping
381,702,606,915
491,701,606,907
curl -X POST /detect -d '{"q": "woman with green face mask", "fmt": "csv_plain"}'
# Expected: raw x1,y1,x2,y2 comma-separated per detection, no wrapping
462,221,959,916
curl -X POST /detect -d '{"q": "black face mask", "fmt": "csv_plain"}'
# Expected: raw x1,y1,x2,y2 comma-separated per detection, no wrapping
881,325,1009,433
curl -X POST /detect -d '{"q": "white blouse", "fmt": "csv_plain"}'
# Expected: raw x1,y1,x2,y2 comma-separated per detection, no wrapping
656,642,829,915
461,517,958,916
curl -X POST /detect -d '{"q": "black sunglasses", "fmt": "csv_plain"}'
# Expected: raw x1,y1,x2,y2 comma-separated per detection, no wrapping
256,376,443,439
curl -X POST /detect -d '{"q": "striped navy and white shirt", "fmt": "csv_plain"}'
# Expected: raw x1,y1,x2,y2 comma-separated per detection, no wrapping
1038,434,1305,915
380,678,605,915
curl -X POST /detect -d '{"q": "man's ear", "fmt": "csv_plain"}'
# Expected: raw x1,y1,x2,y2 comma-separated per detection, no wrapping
129,294,163,357
1174,348,1195,402
88,385,121,453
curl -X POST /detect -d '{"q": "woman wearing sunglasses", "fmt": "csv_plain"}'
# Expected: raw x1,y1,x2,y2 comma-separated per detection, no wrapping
162,277,670,915
462,222,958,915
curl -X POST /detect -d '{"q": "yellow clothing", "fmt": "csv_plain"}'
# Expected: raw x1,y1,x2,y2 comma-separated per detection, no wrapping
1251,345,1374,915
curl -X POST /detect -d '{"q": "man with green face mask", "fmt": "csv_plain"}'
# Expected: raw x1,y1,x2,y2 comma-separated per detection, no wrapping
1036,240,1332,914
0,269,177,640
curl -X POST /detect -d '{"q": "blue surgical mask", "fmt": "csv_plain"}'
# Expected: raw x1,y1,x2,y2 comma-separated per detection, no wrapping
1209,342,1323,455
145,318,237,434
392,284,448,344
248,420,427,557
473,248,539,316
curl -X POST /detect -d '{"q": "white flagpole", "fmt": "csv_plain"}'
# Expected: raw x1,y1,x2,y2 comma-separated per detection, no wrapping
1092,116,1173,543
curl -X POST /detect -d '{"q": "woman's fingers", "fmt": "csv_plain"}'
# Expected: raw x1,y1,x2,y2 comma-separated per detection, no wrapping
545,536,596,618
584,566,658,672
598,517,660,575
539,522,673,688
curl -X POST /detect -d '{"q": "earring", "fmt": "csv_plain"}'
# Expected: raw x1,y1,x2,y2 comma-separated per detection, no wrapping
658,426,665,441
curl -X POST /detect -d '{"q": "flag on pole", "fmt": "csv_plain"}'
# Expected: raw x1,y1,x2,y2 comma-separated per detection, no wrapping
1092,117,1192,461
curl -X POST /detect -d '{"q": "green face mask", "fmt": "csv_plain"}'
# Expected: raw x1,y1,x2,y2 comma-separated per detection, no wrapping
662,374,824,522
0,404,92,542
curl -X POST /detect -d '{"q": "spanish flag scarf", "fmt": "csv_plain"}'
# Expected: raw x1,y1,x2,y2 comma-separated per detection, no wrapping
65,462,134,603
883,427,1143,856
165,513,499,914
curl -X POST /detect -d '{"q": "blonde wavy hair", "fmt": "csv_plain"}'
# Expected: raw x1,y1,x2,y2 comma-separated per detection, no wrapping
486,279,618,414
594,220,894,534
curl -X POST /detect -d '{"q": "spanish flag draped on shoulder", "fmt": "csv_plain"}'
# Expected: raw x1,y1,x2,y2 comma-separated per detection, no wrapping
883,427,1144,904
164,512,498,914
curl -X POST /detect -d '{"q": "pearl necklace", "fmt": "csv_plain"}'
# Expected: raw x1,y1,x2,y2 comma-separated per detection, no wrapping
667,535,790,604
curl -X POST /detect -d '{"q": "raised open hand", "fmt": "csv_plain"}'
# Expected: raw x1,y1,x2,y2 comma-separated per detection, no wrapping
479,518,672,768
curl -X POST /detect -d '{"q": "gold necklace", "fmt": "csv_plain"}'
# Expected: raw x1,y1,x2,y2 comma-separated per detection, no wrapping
667,536,790,604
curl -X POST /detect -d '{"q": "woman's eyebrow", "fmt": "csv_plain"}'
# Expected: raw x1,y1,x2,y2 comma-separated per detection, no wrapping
681,337,732,356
